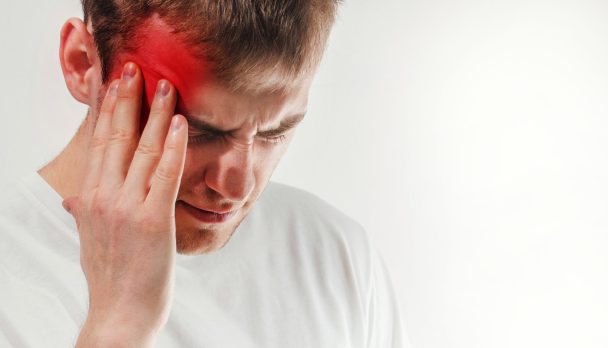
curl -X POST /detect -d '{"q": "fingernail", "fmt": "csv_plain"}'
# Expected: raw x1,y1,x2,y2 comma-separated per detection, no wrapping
156,80,170,98
171,115,182,133
122,63,136,81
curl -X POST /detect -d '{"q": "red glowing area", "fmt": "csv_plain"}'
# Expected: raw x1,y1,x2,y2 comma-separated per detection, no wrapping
107,15,212,131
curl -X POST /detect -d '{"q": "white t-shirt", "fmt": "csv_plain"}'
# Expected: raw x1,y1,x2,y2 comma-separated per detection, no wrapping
0,172,408,347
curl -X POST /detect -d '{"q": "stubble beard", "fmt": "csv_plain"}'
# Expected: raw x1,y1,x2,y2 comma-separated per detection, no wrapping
174,207,249,255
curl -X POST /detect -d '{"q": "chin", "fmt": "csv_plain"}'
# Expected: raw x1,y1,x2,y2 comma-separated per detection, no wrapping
175,226,227,255
174,208,244,255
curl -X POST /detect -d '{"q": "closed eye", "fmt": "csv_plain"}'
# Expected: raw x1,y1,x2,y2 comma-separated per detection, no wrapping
188,130,222,145
183,110,305,147
189,132,287,146
259,134,287,144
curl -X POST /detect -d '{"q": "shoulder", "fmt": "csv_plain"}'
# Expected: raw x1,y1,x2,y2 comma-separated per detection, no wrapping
0,176,35,243
0,172,79,271
260,181,370,240
257,184,408,346
255,181,374,274
260,182,361,226
0,174,50,240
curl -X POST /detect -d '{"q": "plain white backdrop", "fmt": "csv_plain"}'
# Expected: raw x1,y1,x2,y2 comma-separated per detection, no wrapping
2,0,608,347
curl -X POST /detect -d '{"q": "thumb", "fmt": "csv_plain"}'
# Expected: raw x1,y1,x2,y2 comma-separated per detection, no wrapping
62,196,79,216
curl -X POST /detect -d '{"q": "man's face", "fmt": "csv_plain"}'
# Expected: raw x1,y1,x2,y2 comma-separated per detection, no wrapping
96,17,313,254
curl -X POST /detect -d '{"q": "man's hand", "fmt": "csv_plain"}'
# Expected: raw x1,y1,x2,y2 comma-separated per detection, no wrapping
62,62,188,347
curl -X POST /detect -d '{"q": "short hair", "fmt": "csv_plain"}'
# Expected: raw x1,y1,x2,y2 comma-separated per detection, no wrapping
81,0,341,92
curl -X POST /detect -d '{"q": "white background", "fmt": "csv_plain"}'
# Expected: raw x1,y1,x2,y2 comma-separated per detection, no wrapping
2,0,608,347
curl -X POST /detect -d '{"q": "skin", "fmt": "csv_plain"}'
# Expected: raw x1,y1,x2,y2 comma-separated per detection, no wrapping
112,17,312,255
43,15,312,254
39,14,316,345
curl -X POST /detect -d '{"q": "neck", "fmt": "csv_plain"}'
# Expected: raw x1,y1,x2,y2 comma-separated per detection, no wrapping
38,112,95,200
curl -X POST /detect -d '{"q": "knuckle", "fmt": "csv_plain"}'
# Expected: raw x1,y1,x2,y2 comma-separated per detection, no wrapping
116,90,135,101
79,192,94,211
154,165,177,183
90,196,108,217
163,140,178,151
138,210,157,226
147,108,162,119
140,207,169,230
90,190,112,216
112,189,137,219
109,128,137,145
148,108,169,124
90,202,106,220
112,202,132,223
135,141,162,160
100,98,115,113
99,102,112,113
89,135,107,151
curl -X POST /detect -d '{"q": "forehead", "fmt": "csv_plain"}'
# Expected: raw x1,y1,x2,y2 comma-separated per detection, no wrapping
111,15,311,129
112,16,210,97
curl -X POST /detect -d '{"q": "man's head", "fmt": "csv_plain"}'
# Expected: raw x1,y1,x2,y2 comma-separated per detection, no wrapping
59,0,340,254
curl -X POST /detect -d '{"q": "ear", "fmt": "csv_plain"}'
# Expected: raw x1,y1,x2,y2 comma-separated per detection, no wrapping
59,18,100,105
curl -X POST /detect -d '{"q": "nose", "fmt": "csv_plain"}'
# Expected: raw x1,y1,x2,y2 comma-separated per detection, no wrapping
204,142,255,202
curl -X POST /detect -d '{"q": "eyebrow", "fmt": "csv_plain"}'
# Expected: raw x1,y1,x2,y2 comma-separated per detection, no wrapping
258,113,306,137
184,112,306,137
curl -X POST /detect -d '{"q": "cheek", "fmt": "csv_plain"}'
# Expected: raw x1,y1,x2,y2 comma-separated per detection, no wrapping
178,146,213,188
180,146,203,176
253,142,291,178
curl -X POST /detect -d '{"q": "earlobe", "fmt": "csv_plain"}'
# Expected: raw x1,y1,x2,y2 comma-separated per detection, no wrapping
59,18,99,105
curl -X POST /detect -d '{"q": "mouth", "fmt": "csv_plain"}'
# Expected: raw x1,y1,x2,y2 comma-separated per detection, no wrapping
177,200,238,224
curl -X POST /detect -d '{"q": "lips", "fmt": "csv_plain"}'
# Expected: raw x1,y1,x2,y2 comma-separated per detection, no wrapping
178,200,238,224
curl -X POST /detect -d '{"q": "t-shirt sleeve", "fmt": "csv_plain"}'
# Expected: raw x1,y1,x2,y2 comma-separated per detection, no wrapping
366,247,412,348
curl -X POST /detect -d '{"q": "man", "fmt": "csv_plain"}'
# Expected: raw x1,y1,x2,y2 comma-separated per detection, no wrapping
0,1,406,347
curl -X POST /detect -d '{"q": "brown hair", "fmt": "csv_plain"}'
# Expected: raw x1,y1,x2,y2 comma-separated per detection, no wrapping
81,0,341,92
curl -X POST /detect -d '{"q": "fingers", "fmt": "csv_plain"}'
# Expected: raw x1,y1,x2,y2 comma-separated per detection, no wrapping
100,62,143,190
146,115,188,212
80,62,186,214
81,80,120,191
123,80,177,199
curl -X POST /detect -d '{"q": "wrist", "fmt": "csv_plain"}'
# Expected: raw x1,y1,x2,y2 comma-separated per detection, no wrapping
76,314,159,348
